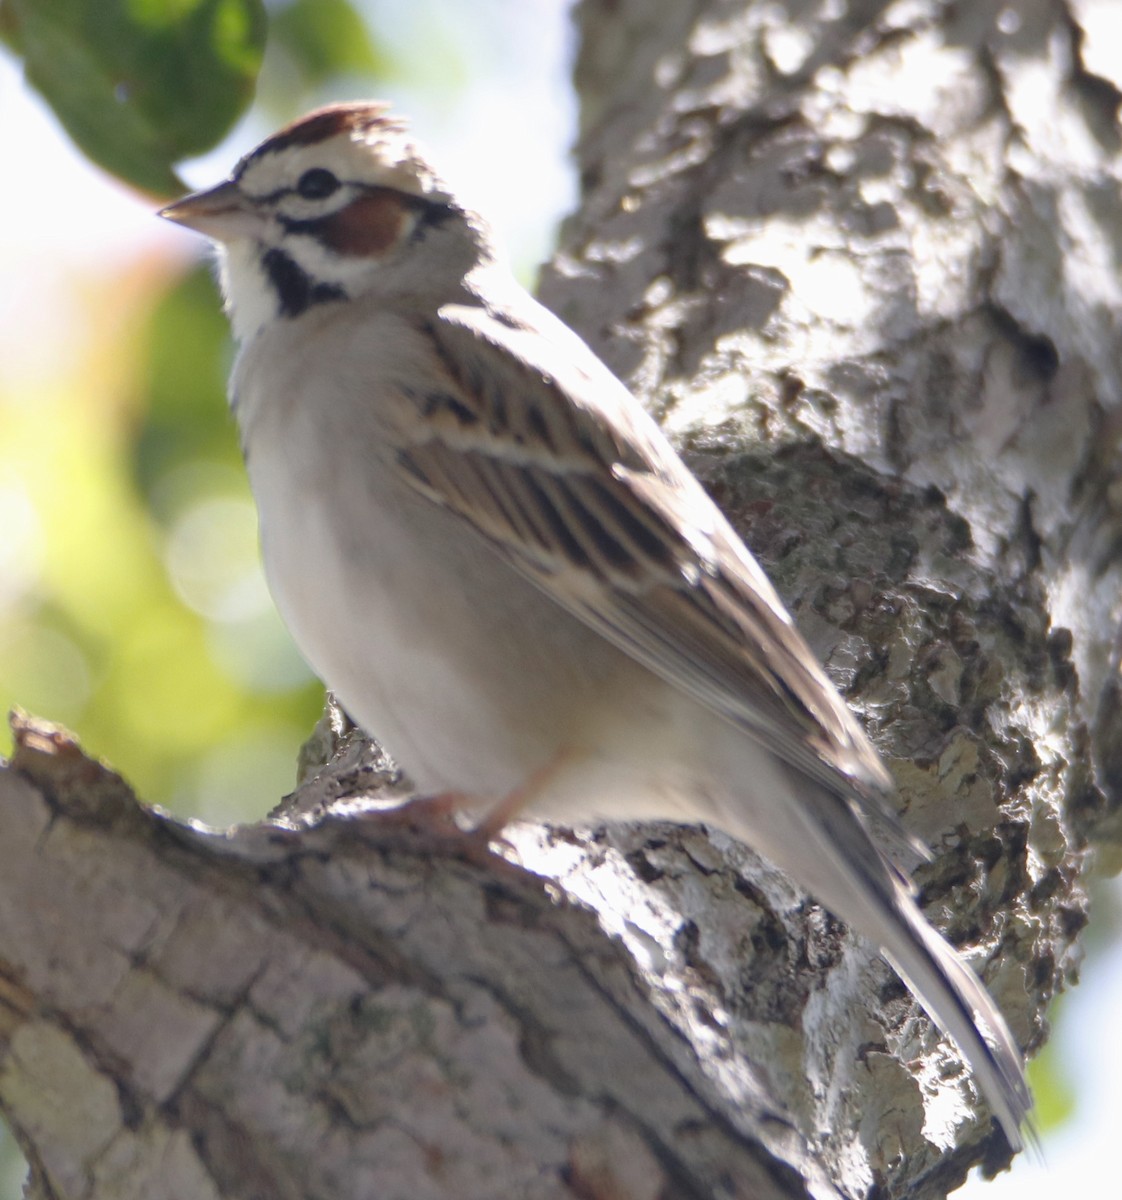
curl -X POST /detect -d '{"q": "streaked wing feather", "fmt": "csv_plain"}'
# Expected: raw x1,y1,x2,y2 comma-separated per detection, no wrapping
399,298,916,846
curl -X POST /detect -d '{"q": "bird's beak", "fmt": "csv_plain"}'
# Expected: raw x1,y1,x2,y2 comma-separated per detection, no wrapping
159,179,260,241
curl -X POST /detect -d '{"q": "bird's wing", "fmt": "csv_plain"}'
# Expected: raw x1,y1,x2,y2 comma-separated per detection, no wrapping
396,291,916,845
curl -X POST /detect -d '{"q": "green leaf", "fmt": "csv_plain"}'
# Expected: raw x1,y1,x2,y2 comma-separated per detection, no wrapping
7,0,265,195
271,0,388,86
0,2,21,51
272,0,391,87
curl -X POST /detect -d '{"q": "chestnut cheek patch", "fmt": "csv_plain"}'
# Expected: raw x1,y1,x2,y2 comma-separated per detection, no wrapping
321,190,409,257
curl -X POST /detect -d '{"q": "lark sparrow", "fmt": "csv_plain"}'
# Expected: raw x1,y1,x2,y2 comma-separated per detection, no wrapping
160,102,1030,1149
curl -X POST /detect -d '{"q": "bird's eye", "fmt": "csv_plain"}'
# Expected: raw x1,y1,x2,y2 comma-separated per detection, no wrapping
296,168,340,200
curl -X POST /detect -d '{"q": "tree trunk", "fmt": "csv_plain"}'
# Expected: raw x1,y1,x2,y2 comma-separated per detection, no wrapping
1,1,1115,1197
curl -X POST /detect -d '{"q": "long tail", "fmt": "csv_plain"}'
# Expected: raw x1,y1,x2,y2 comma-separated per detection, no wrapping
722,772,1032,1150
880,889,1031,1151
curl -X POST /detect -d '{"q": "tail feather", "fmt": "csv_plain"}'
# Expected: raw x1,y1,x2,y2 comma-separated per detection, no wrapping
880,887,1031,1150
724,771,1032,1150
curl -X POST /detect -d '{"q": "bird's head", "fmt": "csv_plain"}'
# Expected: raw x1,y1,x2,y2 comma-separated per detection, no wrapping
161,102,491,340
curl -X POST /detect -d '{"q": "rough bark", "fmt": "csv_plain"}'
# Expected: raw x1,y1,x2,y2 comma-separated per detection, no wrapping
2,0,1118,1197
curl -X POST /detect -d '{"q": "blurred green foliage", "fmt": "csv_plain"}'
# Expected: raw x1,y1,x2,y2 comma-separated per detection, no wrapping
0,255,328,817
272,0,389,86
1025,1018,1077,1133
1,0,267,194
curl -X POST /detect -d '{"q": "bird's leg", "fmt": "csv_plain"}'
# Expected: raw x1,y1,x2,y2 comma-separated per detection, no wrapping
469,747,578,844
364,749,576,865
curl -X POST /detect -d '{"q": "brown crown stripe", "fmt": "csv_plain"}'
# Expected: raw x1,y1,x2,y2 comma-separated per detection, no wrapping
249,102,406,161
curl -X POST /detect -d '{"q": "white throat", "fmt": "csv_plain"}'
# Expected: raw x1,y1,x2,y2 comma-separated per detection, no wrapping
217,240,283,344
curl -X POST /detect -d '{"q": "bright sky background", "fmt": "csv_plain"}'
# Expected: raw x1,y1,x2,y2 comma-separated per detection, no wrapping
0,1,1119,1195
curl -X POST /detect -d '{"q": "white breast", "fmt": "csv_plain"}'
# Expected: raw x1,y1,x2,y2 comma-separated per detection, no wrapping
229,303,672,805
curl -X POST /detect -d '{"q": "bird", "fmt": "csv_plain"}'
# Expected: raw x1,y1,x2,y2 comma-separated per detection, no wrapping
159,101,1031,1150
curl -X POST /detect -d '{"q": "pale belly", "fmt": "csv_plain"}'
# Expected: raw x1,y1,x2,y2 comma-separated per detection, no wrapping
232,305,732,825
248,435,704,820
